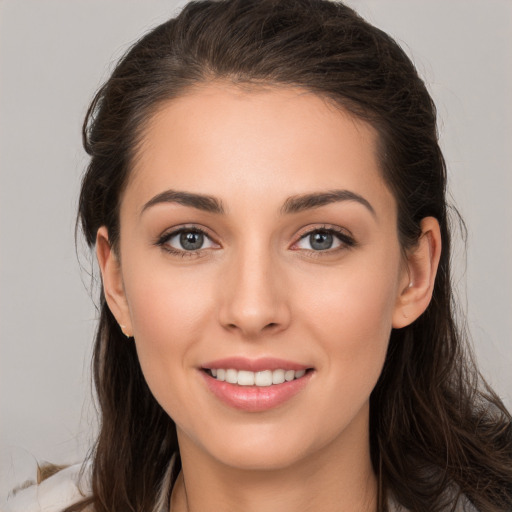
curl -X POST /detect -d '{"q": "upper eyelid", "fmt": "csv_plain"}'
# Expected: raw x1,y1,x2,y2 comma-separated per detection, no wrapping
295,224,354,241
159,225,215,240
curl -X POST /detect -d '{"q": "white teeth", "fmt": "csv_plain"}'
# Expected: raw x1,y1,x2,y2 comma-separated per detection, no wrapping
209,368,308,386
272,369,285,384
285,370,295,382
226,369,238,384
237,370,255,386
254,370,273,387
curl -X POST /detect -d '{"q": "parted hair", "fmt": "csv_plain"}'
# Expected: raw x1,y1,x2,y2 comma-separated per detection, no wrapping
74,1,512,511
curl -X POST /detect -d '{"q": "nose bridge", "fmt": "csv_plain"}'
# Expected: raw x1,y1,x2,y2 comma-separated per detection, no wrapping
219,237,290,337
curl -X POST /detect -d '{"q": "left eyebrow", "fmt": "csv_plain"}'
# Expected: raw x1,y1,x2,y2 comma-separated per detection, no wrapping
280,189,376,218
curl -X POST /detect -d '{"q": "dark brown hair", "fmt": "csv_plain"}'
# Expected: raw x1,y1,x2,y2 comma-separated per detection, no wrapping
74,1,512,511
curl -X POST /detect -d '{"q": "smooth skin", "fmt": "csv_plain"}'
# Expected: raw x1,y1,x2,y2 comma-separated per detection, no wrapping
97,84,441,512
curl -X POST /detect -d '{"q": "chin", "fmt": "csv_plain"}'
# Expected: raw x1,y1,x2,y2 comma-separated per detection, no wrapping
214,442,311,472
190,418,341,473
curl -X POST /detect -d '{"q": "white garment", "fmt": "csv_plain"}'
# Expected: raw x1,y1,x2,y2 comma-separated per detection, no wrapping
0,460,171,512
0,463,91,512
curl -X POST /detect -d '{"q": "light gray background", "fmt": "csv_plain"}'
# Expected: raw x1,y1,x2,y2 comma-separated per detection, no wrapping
1,0,511,497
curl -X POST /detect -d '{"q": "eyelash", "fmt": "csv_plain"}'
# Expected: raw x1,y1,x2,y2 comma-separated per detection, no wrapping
156,226,214,259
155,225,356,258
293,225,356,256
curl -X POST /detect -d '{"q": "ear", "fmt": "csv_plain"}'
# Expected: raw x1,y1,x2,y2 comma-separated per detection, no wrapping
96,226,133,337
392,217,442,328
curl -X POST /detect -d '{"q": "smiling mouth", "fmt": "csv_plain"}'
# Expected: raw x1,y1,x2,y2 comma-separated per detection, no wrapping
204,368,312,387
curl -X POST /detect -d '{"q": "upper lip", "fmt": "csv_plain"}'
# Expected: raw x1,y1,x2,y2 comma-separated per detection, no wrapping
201,357,311,372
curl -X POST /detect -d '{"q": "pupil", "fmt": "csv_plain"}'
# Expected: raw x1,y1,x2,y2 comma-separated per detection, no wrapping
180,231,204,250
310,231,333,250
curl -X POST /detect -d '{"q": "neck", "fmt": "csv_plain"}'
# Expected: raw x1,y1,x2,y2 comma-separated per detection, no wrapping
170,407,378,512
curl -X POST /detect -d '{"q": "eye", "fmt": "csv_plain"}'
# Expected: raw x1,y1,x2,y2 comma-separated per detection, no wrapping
294,227,355,252
157,227,218,255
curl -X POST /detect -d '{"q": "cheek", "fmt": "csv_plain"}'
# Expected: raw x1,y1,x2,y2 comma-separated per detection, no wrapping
121,260,216,402
302,253,399,335
297,247,401,384
130,277,201,341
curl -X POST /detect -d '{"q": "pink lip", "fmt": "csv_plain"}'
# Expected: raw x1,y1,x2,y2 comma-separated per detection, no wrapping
200,364,313,413
201,356,309,372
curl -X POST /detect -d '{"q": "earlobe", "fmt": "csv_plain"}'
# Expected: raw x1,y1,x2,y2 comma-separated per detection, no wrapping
392,217,442,329
96,227,133,337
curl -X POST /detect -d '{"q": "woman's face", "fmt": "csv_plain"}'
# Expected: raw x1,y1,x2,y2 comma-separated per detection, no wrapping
102,84,415,471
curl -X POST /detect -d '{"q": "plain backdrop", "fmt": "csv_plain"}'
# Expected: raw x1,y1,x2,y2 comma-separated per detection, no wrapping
1,0,511,498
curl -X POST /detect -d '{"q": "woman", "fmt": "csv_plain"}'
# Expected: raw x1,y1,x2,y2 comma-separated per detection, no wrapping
5,0,511,511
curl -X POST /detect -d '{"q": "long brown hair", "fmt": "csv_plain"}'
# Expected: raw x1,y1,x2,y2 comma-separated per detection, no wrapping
74,1,512,510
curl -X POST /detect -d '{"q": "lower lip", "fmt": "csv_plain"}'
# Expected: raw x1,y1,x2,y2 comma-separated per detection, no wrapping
201,370,313,412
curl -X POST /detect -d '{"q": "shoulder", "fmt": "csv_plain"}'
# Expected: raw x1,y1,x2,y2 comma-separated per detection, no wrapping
1,462,92,512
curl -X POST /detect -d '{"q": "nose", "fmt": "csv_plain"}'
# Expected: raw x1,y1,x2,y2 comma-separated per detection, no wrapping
218,246,291,339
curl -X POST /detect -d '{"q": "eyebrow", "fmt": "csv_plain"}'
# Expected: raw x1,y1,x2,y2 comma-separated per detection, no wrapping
281,190,376,217
141,190,225,215
141,188,375,218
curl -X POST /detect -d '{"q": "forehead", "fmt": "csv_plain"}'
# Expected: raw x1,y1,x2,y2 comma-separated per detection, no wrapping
125,83,393,216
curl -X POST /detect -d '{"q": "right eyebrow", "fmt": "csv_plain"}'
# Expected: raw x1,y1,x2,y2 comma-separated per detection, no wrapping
140,189,225,216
